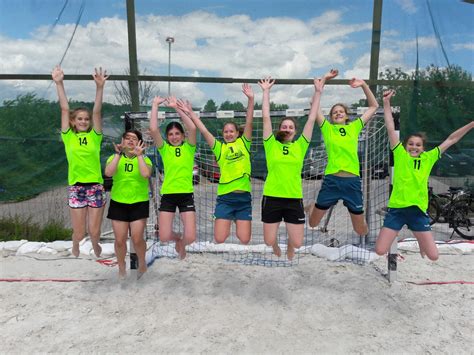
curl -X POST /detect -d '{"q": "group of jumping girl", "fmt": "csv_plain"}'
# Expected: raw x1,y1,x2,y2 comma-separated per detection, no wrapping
52,66,474,279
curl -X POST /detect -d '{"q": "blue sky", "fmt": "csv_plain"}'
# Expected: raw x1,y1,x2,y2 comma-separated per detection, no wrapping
0,0,473,107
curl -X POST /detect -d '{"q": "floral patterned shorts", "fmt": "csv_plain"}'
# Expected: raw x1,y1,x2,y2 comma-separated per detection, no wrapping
67,184,106,208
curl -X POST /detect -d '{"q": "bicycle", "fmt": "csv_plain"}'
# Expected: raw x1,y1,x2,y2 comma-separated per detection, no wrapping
427,186,474,240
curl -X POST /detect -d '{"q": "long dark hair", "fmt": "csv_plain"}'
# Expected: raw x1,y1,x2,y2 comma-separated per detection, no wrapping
275,117,297,142
166,121,185,135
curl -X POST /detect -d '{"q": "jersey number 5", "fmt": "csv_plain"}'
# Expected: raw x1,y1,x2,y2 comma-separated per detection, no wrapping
282,146,289,155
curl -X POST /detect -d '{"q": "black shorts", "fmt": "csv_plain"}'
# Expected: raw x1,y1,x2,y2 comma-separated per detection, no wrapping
261,196,305,224
107,200,149,222
159,193,196,213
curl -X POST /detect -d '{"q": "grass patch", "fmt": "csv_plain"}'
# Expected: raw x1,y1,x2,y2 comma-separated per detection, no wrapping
0,215,72,242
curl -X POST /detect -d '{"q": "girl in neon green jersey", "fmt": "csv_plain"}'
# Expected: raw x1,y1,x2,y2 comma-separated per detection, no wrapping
150,96,197,259
177,84,255,245
376,90,474,260
308,70,379,238
258,75,327,260
105,130,152,279
52,66,108,258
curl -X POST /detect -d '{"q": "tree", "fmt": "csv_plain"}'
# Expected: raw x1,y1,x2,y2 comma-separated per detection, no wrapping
203,99,217,112
113,68,158,106
378,64,474,148
218,100,245,111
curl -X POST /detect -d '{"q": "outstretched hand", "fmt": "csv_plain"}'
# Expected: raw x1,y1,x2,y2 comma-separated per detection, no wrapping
258,77,275,91
133,140,146,156
93,67,109,87
52,66,64,83
242,83,254,99
152,96,167,107
324,69,338,81
166,96,178,109
383,90,395,102
313,78,325,93
113,139,124,154
177,99,193,113
349,78,365,88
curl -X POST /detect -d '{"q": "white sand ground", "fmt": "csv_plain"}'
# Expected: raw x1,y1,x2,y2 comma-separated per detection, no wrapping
0,249,473,354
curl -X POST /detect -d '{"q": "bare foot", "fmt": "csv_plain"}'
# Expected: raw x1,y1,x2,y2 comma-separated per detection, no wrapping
272,242,282,257
92,242,102,258
137,265,147,280
287,244,295,260
118,262,127,280
71,240,80,257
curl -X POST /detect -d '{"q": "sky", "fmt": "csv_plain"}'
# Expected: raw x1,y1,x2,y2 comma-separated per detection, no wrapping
0,0,473,108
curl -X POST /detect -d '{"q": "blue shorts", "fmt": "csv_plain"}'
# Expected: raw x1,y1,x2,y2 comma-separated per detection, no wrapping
383,206,431,232
214,192,252,221
316,175,364,214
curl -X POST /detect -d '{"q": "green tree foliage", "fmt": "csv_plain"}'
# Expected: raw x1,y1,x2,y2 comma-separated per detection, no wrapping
378,64,474,149
218,100,245,111
203,99,217,112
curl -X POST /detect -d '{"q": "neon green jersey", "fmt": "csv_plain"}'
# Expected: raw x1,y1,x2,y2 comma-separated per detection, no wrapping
107,154,152,204
388,143,441,212
263,134,309,198
212,136,252,196
158,141,196,194
61,129,103,185
320,118,364,176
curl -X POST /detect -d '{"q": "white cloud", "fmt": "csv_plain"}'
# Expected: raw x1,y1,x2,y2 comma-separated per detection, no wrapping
0,10,375,108
452,43,474,51
395,0,418,15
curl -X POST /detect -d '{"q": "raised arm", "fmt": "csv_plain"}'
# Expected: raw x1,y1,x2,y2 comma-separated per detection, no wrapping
51,66,70,132
166,96,197,146
242,83,255,140
302,78,324,140
315,69,338,127
382,90,399,149
105,139,124,177
258,77,275,140
438,121,474,154
91,67,109,133
177,100,215,148
349,78,379,124
149,96,167,148
133,140,152,178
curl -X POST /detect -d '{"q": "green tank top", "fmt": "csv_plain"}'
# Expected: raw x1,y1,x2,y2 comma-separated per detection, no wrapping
212,136,252,196
107,154,152,204
158,141,196,194
263,134,309,198
61,129,103,185
388,143,441,212
320,118,364,176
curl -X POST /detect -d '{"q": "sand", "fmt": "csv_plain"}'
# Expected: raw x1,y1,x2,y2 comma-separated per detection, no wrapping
0,247,473,354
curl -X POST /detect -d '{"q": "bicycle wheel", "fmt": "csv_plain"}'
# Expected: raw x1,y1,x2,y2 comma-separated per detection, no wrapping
451,198,474,240
427,198,440,225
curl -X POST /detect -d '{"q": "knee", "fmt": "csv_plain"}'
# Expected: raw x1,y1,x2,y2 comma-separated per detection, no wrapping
214,233,228,244
374,245,386,256
237,234,251,245
354,224,368,236
114,238,127,249
427,251,439,261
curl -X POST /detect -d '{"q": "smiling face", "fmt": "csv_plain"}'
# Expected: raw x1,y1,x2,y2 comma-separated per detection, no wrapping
330,104,348,125
71,110,91,132
405,135,425,157
222,123,239,143
167,127,185,146
278,118,296,142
